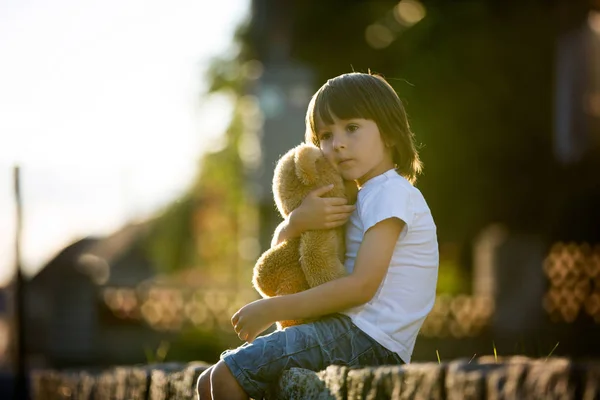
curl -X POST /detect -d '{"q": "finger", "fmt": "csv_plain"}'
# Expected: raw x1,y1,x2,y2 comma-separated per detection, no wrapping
246,333,257,344
327,204,355,213
325,214,345,223
325,197,349,206
310,184,334,197
238,329,250,343
324,220,348,229
233,316,243,331
326,212,353,221
326,204,354,214
231,313,239,327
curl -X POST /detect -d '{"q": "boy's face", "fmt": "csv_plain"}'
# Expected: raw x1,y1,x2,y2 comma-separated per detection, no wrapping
316,115,395,187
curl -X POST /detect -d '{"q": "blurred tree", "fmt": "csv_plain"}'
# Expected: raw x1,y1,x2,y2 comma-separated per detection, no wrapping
141,0,584,283
141,194,196,273
228,0,592,297
140,23,261,287
246,0,567,252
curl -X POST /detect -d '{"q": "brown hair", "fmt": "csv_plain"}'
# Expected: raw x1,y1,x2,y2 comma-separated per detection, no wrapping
305,72,422,184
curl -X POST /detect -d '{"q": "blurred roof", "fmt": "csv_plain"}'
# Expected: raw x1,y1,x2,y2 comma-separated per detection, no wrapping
30,222,154,286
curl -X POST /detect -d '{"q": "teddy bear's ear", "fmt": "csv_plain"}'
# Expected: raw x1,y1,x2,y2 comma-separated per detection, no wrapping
294,144,322,186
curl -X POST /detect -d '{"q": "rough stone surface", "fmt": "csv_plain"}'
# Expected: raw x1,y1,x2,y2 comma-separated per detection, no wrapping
268,367,335,400
149,362,210,400
268,357,600,400
30,356,600,399
318,365,349,400
30,362,209,400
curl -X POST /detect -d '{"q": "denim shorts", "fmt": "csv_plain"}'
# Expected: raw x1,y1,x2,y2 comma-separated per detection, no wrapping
220,313,403,399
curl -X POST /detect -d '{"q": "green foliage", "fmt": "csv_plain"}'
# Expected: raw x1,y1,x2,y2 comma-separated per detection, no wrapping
266,0,561,247
545,342,560,361
436,259,470,295
165,326,238,364
205,22,255,94
142,194,197,273
144,340,171,364
395,2,557,243
139,18,256,277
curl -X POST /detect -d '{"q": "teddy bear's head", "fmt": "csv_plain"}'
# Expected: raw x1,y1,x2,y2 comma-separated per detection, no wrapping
272,143,356,218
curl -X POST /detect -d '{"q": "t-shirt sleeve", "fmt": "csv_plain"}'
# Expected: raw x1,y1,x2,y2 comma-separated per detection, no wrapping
360,181,412,233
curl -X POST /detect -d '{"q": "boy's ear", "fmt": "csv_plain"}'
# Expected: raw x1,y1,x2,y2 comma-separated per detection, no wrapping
294,144,322,186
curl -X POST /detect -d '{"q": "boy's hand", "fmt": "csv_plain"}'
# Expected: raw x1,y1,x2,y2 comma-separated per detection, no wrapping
231,298,277,343
289,185,355,233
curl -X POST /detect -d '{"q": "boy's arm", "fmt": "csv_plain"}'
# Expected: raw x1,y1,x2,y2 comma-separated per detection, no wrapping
234,218,404,342
273,218,404,318
271,185,355,247
270,218,302,247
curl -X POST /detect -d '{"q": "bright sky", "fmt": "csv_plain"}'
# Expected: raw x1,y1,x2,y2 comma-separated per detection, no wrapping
0,0,249,285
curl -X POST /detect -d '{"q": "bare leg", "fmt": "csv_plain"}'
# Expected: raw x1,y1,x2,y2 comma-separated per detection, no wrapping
196,365,214,400
210,360,249,400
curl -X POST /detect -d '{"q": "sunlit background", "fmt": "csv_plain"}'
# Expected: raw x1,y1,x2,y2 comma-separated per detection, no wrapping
1,0,600,394
0,0,246,284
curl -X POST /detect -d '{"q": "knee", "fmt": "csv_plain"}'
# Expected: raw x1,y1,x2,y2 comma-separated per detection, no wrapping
196,366,213,400
210,361,231,387
211,361,247,399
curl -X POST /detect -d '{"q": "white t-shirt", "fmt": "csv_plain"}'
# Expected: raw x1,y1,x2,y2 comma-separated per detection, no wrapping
341,169,439,363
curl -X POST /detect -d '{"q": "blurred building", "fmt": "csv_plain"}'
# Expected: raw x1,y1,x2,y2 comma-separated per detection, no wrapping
24,223,162,368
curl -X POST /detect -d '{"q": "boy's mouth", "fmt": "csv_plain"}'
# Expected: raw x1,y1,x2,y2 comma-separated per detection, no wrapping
338,158,353,167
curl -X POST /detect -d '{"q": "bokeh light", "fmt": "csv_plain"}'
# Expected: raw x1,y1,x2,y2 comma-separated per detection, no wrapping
543,242,600,323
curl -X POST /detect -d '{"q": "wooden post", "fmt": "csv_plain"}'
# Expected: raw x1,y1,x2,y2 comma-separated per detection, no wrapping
13,166,27,400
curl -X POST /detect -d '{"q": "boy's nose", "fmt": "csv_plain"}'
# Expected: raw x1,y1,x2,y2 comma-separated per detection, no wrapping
333,141,345,150
333,135,346,150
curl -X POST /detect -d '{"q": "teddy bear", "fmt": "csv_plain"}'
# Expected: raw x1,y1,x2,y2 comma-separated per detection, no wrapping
252,143,357,329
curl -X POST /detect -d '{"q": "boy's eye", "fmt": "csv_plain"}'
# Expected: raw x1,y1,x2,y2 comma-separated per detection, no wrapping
347,124,359,132
319,132,332,141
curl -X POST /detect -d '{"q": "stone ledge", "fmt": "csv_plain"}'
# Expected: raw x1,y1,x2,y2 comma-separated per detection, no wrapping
272,356,600,400
31,356,600,399
31,361,210,400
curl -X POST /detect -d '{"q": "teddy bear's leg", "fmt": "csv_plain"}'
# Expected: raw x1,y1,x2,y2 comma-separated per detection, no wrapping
274,272,309,297
273,277,310,328
252,238,302,298
299,229,347,288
